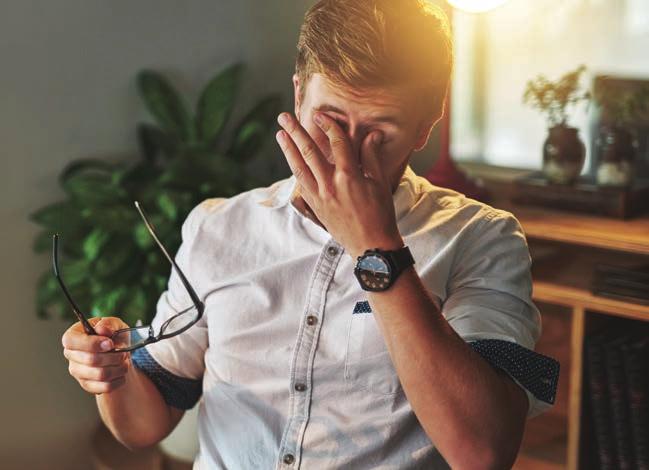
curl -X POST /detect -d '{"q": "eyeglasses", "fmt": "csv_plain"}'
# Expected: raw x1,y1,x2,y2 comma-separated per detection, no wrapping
52,201,204,353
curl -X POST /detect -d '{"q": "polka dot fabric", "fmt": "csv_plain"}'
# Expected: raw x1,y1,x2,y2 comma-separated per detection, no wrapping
468,338,560,404
131,346,202,410
353,300,373,314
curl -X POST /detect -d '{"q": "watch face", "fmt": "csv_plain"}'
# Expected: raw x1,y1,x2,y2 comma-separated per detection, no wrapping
357,253,391,291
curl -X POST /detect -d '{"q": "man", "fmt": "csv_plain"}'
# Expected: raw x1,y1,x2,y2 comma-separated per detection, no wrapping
62,0,559,468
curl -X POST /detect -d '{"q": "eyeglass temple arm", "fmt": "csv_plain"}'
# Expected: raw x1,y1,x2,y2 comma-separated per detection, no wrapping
134,201,204,315
52,234,97,336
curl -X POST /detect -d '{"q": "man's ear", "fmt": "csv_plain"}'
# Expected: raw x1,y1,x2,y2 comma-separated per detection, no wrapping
292,73,301,121
413,119,436,152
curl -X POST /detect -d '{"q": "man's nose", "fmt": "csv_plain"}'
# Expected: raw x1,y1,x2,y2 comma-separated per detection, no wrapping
346,128,368,160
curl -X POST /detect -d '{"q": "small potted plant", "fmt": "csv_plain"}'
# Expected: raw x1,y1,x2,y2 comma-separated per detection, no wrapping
523,65,591,184
593,77,649,187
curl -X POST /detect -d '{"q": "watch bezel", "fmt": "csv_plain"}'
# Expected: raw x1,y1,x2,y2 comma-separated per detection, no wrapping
353,248,395,292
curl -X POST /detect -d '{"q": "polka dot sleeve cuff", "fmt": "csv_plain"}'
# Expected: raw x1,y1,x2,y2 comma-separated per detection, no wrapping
131,346,203,410
467,338,560,407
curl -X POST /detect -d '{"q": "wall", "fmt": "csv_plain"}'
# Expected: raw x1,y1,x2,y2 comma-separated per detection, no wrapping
451,0,649,171
0,1,441,468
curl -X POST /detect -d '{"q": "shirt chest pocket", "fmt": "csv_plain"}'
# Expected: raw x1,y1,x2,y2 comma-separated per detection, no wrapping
344,302,403,396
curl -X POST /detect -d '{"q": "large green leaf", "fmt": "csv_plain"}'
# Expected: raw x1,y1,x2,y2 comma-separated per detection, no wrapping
196,63,244,147
121,288,149,326
157,190,193,222
137,70,194,141
137,124,181,163
91,286,129,317
81,204,139,234
82,228,111,262
62,172,126,207
59,158,119,186
94,237,137,278
57,256,90,288
228,94,282,160
29,200,86,234
118,162,162,200
158,153,240,194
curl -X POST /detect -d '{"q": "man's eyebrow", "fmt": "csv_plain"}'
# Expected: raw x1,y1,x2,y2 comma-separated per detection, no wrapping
314,104,401,125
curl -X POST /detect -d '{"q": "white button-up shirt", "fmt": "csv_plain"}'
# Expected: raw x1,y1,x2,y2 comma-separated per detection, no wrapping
132,165,559,469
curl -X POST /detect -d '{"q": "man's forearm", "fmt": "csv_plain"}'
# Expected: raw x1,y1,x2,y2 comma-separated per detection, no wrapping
364,260,528,469
96,357,181,450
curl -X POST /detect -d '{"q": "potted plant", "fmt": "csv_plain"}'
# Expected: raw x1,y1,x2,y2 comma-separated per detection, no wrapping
593,77,649,186
523,65,591,184
29,62,281,463
30,62,280,324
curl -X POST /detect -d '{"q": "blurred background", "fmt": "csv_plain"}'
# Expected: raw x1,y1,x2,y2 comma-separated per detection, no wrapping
2,0,649,469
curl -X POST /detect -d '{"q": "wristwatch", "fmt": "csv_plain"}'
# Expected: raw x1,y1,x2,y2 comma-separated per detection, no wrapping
353,245,415,292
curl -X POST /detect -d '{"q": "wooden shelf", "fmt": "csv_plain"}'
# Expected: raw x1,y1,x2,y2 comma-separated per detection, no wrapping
454,162,649,470
533,281,649,321
496,199,649,256
457,161,649,256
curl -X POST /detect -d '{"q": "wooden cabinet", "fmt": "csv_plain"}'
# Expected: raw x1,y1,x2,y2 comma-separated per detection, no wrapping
459,163,649,470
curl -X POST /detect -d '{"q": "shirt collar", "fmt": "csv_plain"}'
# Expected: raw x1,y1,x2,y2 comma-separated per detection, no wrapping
261,164,421,222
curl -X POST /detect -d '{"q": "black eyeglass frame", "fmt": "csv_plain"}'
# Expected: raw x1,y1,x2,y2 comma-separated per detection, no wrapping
52,201,205,353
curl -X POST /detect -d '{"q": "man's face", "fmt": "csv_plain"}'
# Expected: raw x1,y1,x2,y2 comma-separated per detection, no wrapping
293,73,434,193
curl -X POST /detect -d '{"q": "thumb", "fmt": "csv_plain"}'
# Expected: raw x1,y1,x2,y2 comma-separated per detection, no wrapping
359,131,384,181
93,317,126,338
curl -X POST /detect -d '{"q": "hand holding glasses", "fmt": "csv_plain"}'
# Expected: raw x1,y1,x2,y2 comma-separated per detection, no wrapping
54,201,204,353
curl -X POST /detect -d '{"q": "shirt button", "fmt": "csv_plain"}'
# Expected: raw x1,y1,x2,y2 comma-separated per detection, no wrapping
294,383,307,392
327,246,338,257
283,453,295,465
306,315,318,326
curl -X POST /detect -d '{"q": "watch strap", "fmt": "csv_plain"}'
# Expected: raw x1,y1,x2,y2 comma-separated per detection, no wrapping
386,245,415,275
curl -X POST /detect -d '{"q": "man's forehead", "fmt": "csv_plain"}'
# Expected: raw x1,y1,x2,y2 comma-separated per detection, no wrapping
305,73,412,122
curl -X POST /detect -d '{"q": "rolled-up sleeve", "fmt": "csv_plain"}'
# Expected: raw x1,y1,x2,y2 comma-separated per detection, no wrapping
131,199,215,410
442,207,560,419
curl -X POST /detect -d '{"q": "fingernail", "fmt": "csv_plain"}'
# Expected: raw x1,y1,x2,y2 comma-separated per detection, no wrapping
372,132,383,145
100,340,112,351
276,130,285,146
278,113,289,126
313,112,323,126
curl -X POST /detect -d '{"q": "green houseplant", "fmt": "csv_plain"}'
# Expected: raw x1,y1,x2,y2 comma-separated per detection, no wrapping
30,63,281,327
592,77,649,186
523,64,591,184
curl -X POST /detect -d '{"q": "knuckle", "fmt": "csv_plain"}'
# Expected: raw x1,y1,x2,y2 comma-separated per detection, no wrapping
300,142,317,160
292,166,305,180
88,353,102,367
96,367,112,381
320,183,335,199
107,377,125,392
330,136,347,149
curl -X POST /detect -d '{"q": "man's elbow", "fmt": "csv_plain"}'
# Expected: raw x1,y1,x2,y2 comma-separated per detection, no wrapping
113,430,165,452
453,442,520,470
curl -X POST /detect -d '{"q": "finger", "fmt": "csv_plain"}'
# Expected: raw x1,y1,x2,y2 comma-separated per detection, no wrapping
79,376,126,394
277,113,332,184
69,361,129,383
360,131,385,181
64,348,128,367
93,317,127,337
313,112,359,176
276,129,318,196
62,327,114,352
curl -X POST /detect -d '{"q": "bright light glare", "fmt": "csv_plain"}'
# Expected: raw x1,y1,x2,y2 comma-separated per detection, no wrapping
447,0,508,13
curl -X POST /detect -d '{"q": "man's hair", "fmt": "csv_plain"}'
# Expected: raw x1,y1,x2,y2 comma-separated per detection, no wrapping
295,0,453,121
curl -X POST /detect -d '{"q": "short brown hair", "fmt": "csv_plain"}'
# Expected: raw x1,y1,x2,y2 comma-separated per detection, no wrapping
295,0,453,121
